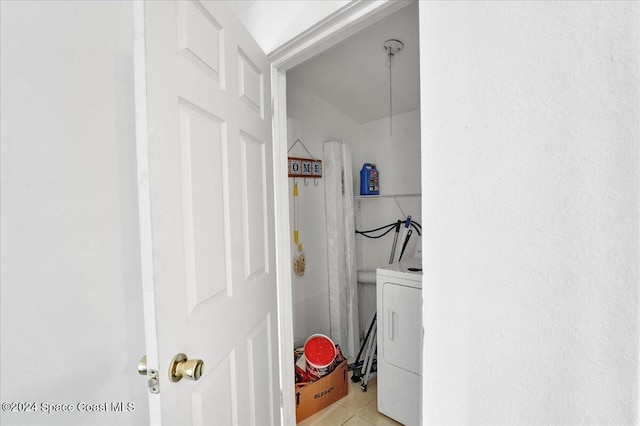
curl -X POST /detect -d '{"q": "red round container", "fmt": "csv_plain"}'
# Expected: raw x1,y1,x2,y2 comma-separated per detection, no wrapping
304,334,337,379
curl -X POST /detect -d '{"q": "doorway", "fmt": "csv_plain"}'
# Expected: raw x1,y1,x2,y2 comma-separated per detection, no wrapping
270,1,421,423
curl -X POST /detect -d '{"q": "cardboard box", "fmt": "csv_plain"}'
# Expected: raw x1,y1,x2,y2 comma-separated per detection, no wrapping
295,360,349,423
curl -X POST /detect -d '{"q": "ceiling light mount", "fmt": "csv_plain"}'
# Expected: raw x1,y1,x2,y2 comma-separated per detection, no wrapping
383,39,404,56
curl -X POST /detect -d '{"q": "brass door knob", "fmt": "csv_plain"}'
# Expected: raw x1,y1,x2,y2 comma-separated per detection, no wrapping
169,353,204,382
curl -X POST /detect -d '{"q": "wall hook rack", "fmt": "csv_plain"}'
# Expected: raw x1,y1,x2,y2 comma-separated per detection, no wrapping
287,139,322,185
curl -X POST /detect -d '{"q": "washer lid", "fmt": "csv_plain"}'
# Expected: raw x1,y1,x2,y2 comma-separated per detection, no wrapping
378,257,422,275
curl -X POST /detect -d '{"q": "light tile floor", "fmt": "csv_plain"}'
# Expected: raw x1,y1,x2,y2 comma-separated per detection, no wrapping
298,376,402,426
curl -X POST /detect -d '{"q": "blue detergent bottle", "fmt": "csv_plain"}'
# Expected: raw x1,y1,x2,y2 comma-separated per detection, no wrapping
360,163,379,195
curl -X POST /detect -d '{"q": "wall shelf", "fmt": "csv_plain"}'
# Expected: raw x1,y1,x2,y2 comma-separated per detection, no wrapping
355,193,421,199
355,193,421,217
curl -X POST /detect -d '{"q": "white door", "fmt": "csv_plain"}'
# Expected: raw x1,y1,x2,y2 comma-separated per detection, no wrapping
134,1,280,424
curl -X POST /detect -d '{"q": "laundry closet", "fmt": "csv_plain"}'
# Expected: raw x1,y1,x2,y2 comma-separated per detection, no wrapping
285,1,421,364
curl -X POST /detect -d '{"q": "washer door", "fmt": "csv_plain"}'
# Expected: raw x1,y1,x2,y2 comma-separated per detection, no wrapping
381,282,423,374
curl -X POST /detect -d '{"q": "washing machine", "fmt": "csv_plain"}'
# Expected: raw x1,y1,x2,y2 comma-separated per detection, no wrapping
376,256,422,426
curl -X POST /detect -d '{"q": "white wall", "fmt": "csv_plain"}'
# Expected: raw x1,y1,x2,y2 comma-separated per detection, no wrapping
353,110,422,333
420,2,639,425
0,2,148,425
354,109,422,267
286,80,361,346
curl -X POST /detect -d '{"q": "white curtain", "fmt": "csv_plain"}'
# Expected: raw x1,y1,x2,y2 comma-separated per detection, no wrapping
323,141,359,358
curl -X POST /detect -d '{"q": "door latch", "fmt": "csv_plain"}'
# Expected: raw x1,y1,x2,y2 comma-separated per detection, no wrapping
138,355,160,394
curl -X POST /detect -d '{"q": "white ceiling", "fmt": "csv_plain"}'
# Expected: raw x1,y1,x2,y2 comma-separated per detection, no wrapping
228,0,350,55
286,2,420,124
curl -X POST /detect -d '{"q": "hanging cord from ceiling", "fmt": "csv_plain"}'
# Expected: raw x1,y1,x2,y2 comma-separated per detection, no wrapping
389,49,393,135
383,39,404,136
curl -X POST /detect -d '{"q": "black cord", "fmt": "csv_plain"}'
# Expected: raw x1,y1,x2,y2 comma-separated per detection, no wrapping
358,222,396,234
356,219,422,238
356,223,396,239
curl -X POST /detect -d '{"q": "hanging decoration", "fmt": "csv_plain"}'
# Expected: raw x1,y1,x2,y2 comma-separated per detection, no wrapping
287,139,322,184
292,181,305,276
288,157,323,179
288,138,321,276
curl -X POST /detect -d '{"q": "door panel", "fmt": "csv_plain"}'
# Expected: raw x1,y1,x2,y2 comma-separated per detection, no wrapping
247,314,275,426
135,1,279,424
238,49,264,116
191,353,236,426
176,0,223,84
240,130,269,281
178,102,229,315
